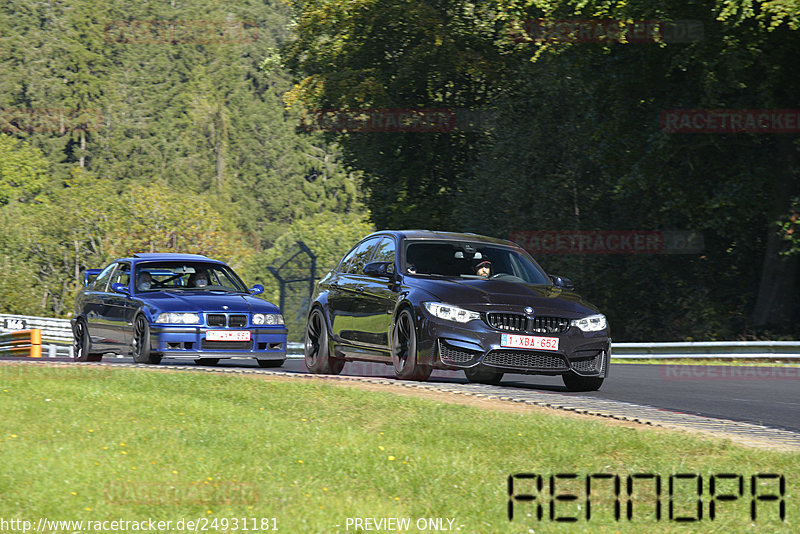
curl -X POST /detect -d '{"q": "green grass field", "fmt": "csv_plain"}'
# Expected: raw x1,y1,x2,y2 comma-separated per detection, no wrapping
0,363,796,533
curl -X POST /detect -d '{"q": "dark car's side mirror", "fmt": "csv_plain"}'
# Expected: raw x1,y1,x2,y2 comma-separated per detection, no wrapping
110,282,130,295
550,275,574,291
250,284,265,295
363,261,394,278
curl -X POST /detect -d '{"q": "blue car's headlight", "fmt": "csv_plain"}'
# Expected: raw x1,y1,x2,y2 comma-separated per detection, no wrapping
252,313,284,325
424,302,480,323
155,313,201,324
570,314,607,332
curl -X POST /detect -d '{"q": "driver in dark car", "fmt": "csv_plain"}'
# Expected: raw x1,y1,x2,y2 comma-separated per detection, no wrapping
475,260,491,278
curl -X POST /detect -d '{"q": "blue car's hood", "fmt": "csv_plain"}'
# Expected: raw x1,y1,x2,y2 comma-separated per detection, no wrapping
143,291,279,314
408,277,600,318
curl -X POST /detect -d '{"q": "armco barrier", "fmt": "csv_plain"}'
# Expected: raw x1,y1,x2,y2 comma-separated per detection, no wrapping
0,329,42,358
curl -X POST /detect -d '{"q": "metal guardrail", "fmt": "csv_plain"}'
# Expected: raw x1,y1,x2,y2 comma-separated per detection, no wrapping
0,329,43,358
613,341,800,359
2,314,799,360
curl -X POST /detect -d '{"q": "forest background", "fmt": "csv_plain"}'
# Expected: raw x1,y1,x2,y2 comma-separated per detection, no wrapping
1,0,799,342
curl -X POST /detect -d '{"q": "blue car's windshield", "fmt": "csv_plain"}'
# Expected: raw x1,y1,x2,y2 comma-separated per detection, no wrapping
134,262,249,293
404,241,551,285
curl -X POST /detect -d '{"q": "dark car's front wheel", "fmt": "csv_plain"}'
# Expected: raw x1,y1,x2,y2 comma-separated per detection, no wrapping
132,315,162,364
464,365,503,385
73,318,102,362
562,371,604,392
391,308,432,381
305,308,344,375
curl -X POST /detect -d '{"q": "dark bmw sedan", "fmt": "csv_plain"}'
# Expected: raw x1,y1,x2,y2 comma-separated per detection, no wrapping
304,230,610,390
72,253,287,367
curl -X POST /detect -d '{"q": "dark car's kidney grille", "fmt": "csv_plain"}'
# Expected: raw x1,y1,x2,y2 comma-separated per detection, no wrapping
485,313,570,334
229,315,247,328
201,340,252,350
484,350,567,370
530,317,570,334
438,341,479,364
207,314,226,327
486,313,527,332
572,351,603,373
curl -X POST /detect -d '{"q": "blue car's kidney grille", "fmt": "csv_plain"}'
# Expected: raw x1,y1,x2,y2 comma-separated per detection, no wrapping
229,315,247,328
207,314,226,327
484,350,567,370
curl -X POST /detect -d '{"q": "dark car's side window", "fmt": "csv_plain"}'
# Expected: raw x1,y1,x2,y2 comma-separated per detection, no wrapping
371,237,396,273
346,237,381,274
92,263,117,292
109,263,131,288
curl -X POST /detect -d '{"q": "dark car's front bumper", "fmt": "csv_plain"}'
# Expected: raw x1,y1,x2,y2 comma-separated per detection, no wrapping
148,325,288,361
416,310,610,377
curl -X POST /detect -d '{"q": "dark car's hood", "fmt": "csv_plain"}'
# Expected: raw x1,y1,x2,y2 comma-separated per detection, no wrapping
141,291,279,313
408,277,600,318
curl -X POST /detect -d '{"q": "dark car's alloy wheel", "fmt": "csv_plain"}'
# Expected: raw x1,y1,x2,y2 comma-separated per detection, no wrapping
464,365,503,385
304,308,344,375
562,371,604,392
391,309,432,381
73,318,102,362
132,315,162,364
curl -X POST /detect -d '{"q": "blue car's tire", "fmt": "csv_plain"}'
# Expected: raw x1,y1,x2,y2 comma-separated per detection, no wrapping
132,315,161,364
391,308,432,381
73,318,102,362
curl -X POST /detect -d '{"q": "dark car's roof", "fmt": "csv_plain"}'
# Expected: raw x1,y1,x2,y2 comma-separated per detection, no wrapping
366,230,518,247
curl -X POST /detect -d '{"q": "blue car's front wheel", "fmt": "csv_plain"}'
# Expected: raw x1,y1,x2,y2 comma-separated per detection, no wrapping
132,315,161,364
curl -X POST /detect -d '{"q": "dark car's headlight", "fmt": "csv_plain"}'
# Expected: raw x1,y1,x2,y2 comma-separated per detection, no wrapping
424,302,480,323
570,314,607,332
252,313,284,325
155,313,201,324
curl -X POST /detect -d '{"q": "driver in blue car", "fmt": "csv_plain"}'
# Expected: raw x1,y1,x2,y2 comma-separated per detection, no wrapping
136,271,152,291
475,260,491,278
188,271,209,288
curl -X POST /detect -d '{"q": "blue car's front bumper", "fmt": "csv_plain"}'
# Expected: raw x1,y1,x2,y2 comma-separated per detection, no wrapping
148,325,288,360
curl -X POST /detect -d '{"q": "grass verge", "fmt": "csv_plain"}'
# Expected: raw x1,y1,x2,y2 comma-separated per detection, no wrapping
0,363,796,533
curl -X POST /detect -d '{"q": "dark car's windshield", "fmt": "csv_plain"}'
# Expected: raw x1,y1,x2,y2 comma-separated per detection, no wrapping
404,241,551,285
134,262,248,293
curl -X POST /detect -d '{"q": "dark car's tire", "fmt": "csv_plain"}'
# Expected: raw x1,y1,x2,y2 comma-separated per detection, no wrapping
132,315,162,364
464,365,503,385
391,308,432,381
257,359,284,368
304,308,345,375
73,318,102,362
562,371,604,392
195,358,220,366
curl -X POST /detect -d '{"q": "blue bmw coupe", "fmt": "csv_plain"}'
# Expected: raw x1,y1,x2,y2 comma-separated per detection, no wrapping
72,253,287,367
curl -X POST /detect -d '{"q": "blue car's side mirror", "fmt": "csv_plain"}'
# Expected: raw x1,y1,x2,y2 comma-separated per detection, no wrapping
110,282,130,295
250,284,264,295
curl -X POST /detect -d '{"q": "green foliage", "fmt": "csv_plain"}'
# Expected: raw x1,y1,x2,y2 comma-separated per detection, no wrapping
0,0,368,318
